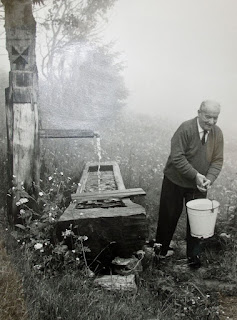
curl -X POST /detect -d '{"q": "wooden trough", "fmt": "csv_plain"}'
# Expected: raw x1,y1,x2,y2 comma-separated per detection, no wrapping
57,161,148,266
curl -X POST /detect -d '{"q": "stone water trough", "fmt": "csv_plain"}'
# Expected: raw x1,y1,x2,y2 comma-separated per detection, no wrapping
57,161,148,267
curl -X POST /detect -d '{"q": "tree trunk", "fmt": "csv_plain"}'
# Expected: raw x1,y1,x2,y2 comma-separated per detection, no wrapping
2,0,40,222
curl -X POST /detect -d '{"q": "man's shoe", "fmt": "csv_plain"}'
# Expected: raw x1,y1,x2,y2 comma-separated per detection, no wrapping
187,256,202,269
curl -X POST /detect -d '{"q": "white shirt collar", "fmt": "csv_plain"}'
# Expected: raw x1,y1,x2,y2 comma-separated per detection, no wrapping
197,117,204,133
197,117,209,141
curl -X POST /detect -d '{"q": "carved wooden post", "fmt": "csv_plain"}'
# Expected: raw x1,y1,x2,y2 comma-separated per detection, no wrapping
2,0,40,221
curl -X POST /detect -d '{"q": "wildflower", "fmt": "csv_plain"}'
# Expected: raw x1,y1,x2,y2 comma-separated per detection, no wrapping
19,209,25,215
16,198,29,206
62,229,74,238
72,250,76,253
76,257,80,261
34,243,43,250
48,176,53,181
78,235,88,241
60,172,63,176
39,191,44,197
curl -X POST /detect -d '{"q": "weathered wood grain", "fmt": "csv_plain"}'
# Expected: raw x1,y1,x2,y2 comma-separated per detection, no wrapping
58,162,148,263
3,0,40,220
71,188,146,202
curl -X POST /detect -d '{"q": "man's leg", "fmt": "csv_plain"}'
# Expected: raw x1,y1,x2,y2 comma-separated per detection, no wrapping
156,176,184,255
185,189,207,260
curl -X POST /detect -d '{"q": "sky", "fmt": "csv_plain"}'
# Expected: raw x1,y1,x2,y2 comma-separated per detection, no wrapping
101,0,237,133
0,0,237,134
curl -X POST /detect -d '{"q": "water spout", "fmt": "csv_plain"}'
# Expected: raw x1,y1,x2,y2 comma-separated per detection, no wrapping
39,129,100,139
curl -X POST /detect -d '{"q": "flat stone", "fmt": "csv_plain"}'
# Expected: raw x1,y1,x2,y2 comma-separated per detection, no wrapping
94,274,137,293
112,256,143,275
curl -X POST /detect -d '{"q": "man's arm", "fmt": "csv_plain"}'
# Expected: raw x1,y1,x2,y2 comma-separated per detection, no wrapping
169,125,198,180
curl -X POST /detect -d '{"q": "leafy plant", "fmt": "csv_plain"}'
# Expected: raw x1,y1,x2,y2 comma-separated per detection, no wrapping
11,182,90,277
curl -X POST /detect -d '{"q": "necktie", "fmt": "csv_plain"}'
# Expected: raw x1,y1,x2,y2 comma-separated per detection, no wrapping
201,130,208,145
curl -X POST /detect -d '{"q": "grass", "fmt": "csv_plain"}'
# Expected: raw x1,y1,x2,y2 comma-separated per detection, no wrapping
0,112,237,319
0,220,27,320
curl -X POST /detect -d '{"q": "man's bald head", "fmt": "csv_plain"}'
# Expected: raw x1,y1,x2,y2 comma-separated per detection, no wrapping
199,100,221,114
198,100,221,131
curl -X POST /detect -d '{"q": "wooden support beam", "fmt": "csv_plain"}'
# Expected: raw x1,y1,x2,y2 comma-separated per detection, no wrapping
2,0,40,221
39,129,99,139
71,188,146,202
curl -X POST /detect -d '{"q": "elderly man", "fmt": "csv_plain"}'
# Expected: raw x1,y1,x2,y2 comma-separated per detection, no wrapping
155,100,224,268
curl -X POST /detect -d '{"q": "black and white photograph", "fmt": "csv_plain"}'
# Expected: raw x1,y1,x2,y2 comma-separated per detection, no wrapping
0,1,236,319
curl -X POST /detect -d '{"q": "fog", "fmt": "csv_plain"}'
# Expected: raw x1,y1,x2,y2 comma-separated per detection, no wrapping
0,0,237,138
102,0,237,137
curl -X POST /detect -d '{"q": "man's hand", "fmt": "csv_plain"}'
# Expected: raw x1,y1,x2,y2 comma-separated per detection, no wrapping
196,173,211,192
196,173,205,186
203,178,211,190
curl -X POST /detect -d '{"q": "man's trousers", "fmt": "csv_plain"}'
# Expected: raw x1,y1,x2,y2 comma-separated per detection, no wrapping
156,175,207,257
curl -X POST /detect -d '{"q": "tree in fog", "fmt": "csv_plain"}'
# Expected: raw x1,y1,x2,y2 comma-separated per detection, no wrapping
35,0,117,79
35,0,127,129
39,42,128,129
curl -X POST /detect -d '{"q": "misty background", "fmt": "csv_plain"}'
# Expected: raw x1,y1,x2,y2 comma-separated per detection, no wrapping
102,0,237,136
0,0,237,137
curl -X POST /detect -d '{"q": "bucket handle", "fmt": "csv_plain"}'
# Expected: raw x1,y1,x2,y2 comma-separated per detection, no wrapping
211,199,214,213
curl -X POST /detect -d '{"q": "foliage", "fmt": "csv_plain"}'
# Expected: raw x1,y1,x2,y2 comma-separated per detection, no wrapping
34,0,117,78
10,170,91,277
0,231,27,320
39,43,128,129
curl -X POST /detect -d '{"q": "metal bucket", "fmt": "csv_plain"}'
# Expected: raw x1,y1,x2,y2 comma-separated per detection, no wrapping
186,199,220,238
